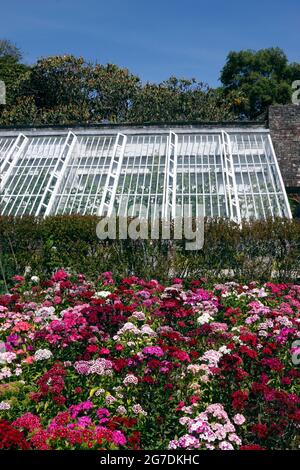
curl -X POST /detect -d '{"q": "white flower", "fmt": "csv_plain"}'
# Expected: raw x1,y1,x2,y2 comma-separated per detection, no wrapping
106,395,116,405
197,313,213,325
116,406,127,414
123,374,138,386
0,352,17,364
35,306,56,319
117,322,140,336
219,346,231,355
140,325,156,336
187,364,202,374
132,404,147,416
31,276,40,283
34,349,53,361
132,311,146,321
93,291,111,299
0,401,10,410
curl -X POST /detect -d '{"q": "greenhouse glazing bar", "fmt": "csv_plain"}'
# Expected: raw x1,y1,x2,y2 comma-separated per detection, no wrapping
0,127,292,221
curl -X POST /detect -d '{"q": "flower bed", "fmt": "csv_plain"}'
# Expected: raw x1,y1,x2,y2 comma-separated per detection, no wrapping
0,271,299,450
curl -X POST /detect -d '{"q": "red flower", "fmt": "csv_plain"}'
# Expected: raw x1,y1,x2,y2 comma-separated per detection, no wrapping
232,390,249,410
219,353,242,370
251,423,268,439
86,345,99,353
235,368,249,381
142,376,155,384
113,358,128,372
170,350,190,362
239,332,257,347
176,401,185,411
262,347,273,355
240,444,266,450
261,358,284,372
281,376,291,386
0,420,30,450
239,345,258,359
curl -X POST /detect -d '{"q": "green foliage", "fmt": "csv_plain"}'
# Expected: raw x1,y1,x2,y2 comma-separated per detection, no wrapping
0,216,299,293
90,63,141,121
128,78,235,122
0,56,29,107
0,40,299,125
220,48,297,119
23,56,92,109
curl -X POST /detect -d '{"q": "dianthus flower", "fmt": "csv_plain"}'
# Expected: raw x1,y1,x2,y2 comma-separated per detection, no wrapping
123,374,139,386
142,346,164,357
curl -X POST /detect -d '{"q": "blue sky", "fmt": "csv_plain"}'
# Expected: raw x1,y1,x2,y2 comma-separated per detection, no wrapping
1,0,299,86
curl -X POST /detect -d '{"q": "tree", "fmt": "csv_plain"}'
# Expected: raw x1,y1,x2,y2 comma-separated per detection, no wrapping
0,39,29,110
22,55,92,109
0,39,22,60
18,56,140,123
220,48,298,119
129,77,235,122
90,63,140,121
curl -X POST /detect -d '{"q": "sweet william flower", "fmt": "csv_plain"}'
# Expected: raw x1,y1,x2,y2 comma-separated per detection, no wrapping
13,413,41,431
53,296,62,305
123,374,139,386
240,444,266,450
22,356,34,364
0,401,10,410
12,275,25,282
112,430,126,446
86,345,98,353
99,347,110,355
171,350,190,362
219,441,234,450
51,270,69,282
142,346,164,357
233,414,246,425
34,349,53,361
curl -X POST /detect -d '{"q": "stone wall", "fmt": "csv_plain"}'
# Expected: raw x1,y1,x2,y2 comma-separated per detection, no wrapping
269,105,300,191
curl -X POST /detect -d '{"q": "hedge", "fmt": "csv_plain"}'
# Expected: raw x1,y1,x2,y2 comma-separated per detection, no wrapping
0,215,300,292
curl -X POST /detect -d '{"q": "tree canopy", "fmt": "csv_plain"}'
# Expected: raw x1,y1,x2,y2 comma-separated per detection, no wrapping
220,48,299,119
0,40,298,126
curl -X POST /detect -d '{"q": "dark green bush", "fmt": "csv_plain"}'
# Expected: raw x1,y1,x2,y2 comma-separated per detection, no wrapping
0,216,300,292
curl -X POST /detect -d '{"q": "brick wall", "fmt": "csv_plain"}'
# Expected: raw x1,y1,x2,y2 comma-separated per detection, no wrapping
269,105,300,190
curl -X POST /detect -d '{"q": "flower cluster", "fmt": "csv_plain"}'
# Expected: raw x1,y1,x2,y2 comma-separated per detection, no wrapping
169,404,243,450
0,272,299,450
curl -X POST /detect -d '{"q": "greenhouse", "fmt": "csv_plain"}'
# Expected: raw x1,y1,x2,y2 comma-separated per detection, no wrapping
0,126,292,222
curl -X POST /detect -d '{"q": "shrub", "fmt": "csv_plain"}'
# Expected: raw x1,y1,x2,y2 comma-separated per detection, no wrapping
0,216,300,292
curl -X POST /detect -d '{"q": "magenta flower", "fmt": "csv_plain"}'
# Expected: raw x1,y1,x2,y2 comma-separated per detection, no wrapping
142,346,164,357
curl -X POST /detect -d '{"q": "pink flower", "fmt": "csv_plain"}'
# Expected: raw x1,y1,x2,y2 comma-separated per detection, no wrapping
233,414,246,425
12,275,25,282
142,346,164,357
99,347,110,355
112,430,126,446
51,270,69,282
22,356,34,364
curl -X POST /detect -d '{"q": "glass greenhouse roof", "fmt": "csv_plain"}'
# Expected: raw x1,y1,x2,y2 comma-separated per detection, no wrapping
0,127,292,222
